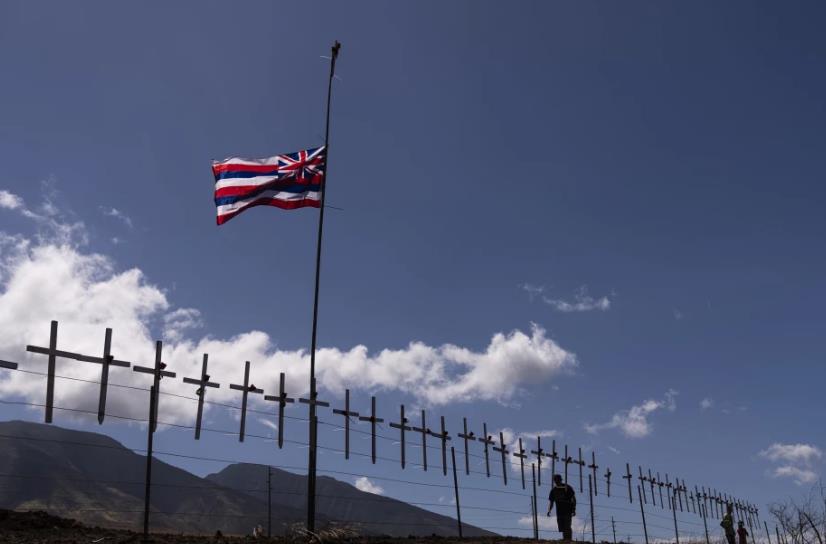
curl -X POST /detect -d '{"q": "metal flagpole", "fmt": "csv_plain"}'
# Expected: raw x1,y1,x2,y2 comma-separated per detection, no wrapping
306,39,341,533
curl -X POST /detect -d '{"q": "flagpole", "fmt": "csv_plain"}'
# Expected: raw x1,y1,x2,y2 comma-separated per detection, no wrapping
307,39,340,533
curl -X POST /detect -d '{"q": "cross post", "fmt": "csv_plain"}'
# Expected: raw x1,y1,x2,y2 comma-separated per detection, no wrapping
479,423,494,478
530,436,544,486
457,417,476,476
182,354,220,439
388,404,411,469
264,372,294,448
411,409,428,471
493,431,509,485
358,395,384,464
332,389,359,460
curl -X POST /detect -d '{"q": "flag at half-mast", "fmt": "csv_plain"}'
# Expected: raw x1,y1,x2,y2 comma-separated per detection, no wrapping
212,146,325,225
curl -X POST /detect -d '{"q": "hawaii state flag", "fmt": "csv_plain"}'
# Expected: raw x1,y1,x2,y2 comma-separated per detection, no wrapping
212,146,325,225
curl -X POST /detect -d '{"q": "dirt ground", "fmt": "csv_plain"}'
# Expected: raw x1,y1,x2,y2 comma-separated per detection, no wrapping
0,510,579,544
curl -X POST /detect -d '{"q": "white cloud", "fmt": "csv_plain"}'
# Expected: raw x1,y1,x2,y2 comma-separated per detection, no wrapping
354,476,384,495
771,466,818,485
584,390,677,438
673,309,683,320
542,286,611,313
608,446,621,455
0,198,578,426
760,443,822,464
759,443,822,485
99,206,133,229
0,190,24,210
700,398,714,411
163,308,203,343
519,283,545,301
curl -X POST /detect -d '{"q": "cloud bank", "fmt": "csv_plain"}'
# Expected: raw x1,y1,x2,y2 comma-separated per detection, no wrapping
0,188,578,427
759,443,822,484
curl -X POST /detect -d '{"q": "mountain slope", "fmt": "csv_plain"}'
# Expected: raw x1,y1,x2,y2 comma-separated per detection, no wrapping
206,463,495,537
0,420,304,534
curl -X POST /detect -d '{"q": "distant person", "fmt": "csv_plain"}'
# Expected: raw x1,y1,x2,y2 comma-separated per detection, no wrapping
721,504,736,544
737,521,749,544
547,473,576,541
252,524,264,538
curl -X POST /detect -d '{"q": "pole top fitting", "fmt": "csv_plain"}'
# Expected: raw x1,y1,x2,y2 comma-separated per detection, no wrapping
332,41,341,58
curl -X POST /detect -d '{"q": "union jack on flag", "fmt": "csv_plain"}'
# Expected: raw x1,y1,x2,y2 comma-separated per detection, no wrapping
212,146,325,225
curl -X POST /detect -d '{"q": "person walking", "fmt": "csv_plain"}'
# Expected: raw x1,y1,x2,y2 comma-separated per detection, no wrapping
721,503,736,544
737,520,749,544
547,473,576,541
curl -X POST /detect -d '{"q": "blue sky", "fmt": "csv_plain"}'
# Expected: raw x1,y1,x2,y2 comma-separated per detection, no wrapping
1,0,825,539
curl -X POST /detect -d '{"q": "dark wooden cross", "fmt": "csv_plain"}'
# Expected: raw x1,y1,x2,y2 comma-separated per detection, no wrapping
656,472,666,509
358,396,384,464
479,423,495,478
648,469,658,507
0,360,16,370
638,466,648,504
588,451,599,495
563,445,572,484
411,410,428,471
263,372,294,449
426,416,451,476
546,439,559,481
133,341,175,432
605,467,612,498
332,389,359,459
492,431,509,485
182,354,220,440
229,361,263,442
457,417,476,476
664,473,674,511
689,489,696,514
577,447,586,493
513,437,528,489
388,404,410,469
27,321,130,423
623,463,634,503
530,436,544,486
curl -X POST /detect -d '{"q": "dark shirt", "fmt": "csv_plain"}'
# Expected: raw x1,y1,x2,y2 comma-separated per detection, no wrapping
549,483,576,516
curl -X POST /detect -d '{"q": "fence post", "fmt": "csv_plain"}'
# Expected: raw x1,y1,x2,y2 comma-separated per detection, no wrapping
450,446,463,538
589,474,596,544
143,384,157,542
612,516,617,544
638,486,650,544
702,503,711,544
672,493,680,544
532,463,539,541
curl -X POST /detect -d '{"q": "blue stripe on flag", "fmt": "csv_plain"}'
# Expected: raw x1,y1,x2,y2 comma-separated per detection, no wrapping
214,184,321,206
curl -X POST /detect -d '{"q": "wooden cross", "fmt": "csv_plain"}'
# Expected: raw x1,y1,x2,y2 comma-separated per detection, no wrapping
638,466,648,504
229,361,263,442
358,396,384,464
263,372,294,449
546,439,559,481
588,451,599,495
664,474,674,511
577,447,586,493
332,389,359,459
182,354,220,440
0,360,16,370
479,423,495,478
563,445,572,484
492,431,509,485
656,472,666,509
457,417,476,476
133,341,175,432
623,463,634,503
529,436,544,486
27,321,130,423
648,469,658,507
689,489,696,514
426,416,451,476
604,467,612,498
675,478,685,512
388,404,410,469
411,410,428,471
513,437,528,489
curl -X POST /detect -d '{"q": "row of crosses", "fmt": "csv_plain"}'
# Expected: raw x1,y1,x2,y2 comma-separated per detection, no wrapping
15,319,761,520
